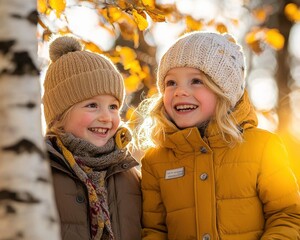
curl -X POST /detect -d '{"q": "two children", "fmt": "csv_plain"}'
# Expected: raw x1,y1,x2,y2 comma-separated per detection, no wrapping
43,36,142,240
43,31,300,240
138,31,300,239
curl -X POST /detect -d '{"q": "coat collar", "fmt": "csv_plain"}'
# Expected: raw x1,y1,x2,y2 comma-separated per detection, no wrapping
46,137,77,175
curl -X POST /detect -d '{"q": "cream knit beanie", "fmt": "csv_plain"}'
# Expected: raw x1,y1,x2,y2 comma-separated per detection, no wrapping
43,36,125,126
157,31,246,107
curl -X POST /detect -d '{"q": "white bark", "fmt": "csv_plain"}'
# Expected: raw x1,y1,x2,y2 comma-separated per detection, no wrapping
0,0,61,239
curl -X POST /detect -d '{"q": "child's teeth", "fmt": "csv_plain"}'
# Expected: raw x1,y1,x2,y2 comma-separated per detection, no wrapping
90,128,108,133
176,105,197,110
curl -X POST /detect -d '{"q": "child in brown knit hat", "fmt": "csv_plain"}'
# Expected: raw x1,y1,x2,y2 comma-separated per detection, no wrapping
136,31,300,239
43,35,141,240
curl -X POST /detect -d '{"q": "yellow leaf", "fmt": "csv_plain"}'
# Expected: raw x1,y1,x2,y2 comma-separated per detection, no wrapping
125,107,136,122
108,55,121,64
37,0,48,14
142,2,166,23
265,29,285,50
142,65,154,88
133,30,139,48
117,46,137,69
147,86,158,97
248,40,264,54
101,6,123,23
124,74,142,93
99,8,108,20
83,41,103,54
137,69,147,80
154,4,179,23
117,13,140,47
49,0,66,17
146,8,166,22
128,60,143,74
285,3,297,15
253,8,267,22
155,3,176,15
142,0,155,8
253,5,273,23
293,11,300,21
186,16,203,31
284,3,300,22
245,30,257,44
245,30,264,54
110,7,123,21
58,28,71,36
216,23,228,34
116,0,130,10
252,7,268,23
132,9,148,31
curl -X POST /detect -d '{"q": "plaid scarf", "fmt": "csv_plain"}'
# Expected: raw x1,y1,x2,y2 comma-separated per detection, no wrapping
56,133,128,240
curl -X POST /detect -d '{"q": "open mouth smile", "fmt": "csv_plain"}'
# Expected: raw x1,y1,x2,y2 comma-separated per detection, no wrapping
174,104,198,112
88,127,109,134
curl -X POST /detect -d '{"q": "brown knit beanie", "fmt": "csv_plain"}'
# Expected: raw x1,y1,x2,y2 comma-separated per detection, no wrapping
157,31,246,107
43,35,125,126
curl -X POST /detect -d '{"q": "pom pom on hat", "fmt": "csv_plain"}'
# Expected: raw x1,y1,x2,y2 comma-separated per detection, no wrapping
157,31,246,108
49,36,82,62
43,35,125,126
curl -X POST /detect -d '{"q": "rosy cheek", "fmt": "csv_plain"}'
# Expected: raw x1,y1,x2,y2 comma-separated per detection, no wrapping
77,114,94,127
114,115,121,127
163,95,168,105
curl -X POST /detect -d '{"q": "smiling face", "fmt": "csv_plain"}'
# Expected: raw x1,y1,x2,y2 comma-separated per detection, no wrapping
163,67,218,129
63,95,121,147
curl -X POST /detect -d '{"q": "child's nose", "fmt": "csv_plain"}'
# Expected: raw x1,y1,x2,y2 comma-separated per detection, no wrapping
174,85,189,97
97,109,111,122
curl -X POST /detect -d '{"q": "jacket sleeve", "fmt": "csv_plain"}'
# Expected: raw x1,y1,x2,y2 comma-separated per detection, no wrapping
141,153,168,240
258,134,300,239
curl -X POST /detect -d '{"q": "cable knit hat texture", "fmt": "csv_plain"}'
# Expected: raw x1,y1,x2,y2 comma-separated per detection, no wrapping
43,36,125,126
157,31,246,107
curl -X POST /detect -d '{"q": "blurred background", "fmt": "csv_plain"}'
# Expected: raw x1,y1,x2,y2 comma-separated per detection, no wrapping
38,0,300,182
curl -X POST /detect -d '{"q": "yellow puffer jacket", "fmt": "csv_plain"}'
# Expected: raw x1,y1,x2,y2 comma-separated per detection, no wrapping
141,93,300,240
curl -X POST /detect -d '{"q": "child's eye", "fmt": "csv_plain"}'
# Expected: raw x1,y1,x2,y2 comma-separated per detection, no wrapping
109,104,119,110
165,80,176,87
86,103,98,108
191,78,203,85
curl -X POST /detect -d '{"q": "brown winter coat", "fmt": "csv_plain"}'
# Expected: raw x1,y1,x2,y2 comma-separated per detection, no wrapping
46,137,142,240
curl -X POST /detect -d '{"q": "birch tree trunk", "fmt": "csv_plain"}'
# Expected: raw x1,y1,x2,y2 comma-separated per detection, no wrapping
0,0,61,239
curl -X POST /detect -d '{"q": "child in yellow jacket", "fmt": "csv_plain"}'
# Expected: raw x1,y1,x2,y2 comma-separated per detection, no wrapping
137,31,300,240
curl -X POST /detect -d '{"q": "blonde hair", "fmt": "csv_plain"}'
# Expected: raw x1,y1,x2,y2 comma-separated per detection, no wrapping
46,105,75,136
134,73,243,150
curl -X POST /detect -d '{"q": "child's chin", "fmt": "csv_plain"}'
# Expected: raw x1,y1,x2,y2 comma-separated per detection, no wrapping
176,123,194,129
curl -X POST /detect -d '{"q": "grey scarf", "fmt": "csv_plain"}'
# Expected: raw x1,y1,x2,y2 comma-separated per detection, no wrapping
58,133,128,240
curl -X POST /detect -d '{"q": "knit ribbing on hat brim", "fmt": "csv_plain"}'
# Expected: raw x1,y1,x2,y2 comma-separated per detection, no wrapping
43,69,124,126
